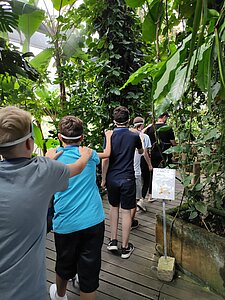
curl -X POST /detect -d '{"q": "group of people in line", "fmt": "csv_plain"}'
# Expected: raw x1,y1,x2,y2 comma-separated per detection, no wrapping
0,105,175,300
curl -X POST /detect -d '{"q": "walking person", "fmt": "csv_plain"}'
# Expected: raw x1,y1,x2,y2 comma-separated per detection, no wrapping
0,106,92,300
101,106,143,259
131,117,153,213
144,112,176,197
49,115,112,300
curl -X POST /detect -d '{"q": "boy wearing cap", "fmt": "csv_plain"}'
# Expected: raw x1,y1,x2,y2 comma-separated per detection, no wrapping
101,106,143,259
49,116,112,300
132,117,152,213
0,106,92,300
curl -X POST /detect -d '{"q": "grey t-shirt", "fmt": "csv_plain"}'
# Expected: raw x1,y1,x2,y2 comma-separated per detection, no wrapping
0,156,70,300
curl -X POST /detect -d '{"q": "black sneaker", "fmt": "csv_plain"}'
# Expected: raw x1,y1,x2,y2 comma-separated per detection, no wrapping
107,239,118,251
121,243,134,259
131,219,139,230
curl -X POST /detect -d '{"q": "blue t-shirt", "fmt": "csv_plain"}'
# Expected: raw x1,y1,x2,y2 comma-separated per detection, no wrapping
106,128,142,180
53,146,105,234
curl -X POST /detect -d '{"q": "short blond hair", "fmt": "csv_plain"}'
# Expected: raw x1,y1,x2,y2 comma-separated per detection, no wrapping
0,106,32,146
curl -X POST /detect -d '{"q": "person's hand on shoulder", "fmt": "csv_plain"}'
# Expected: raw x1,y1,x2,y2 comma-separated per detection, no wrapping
45,148,63,160
105,129,113,138
79,146,92,158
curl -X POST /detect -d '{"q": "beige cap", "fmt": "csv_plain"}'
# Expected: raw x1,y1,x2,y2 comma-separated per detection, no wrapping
133,117,144,127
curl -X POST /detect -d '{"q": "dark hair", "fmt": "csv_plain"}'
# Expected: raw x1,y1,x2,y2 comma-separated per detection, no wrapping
59,116,83,144
158,112,170,118
113,106,129,124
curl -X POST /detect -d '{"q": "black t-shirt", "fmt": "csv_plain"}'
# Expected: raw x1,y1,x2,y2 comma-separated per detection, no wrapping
107,128,142,180
146,123,175,160
146,123,175,145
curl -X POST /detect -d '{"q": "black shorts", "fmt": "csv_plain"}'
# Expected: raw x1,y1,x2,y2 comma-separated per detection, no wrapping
106,177,136,209
54,221,105,293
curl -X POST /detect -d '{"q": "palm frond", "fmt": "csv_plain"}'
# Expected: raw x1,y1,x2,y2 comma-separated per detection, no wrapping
0,1,18,33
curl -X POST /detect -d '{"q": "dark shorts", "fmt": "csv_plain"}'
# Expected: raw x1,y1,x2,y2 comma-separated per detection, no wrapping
54,221,105,293
106,177,136,209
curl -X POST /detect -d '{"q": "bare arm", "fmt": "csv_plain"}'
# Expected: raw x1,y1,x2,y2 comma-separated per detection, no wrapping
98,130,113,159
137,133,144,154
46,146,92,178
170,139,176,146
144,148,153,171
142,123,152,133
101,158,109,188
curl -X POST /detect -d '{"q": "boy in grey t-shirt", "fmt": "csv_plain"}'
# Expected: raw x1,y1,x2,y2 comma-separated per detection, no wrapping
0,106,91,300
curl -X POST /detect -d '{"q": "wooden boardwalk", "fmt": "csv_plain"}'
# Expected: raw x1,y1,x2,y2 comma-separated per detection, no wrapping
46,178,223,300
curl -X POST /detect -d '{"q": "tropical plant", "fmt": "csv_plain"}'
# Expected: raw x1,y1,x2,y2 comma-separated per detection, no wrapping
122,0,225,230
0,1,39,104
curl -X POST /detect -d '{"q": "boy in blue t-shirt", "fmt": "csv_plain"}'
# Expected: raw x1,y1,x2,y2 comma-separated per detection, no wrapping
0,106,92,300
49,116,112,300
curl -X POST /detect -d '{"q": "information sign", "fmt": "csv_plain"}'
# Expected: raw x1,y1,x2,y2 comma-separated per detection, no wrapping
152,168,176,200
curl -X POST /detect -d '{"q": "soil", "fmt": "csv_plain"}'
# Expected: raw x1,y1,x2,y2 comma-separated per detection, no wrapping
173,210,225,238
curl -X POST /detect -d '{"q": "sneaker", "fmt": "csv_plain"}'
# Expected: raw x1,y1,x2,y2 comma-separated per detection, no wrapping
107,239,118,251
72,274,80,289
49,283,68,300
131,219,139,230
121,243,134,259
147,194,156,202
148,198,156,202
137,199,147,212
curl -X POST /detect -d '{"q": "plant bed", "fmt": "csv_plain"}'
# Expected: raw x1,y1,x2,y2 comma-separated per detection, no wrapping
155,207,225,297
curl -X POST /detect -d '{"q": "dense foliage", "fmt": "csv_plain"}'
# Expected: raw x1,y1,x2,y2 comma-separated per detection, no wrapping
0,0,225,228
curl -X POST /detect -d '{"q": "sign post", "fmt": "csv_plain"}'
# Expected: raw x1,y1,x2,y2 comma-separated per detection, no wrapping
152,168,176,281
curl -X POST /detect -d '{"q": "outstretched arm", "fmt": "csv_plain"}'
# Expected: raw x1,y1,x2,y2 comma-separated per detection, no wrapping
46,146,92,178
98,130,113,159
137,134,144,154
144,148,153,171
101,158,109,188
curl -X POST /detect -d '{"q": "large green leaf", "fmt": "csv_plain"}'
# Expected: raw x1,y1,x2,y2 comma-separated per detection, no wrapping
52,0,76,11
165,64,187,103
186,0,203,79
157,125,171,132
62,31,88,61
142,0,163,42
195,202,207,215
202,128,220,142
45,138,60,149
125,0,145,8
197,42,212,92
18,10,45,41
215,27,225,89
12,0,40,15
153,34,191,101
120,60,163,90
142,13,156,43
30,48,54,71
0,1,18,33
33,123,44,149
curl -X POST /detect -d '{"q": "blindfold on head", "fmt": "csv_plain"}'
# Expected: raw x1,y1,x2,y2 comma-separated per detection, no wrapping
0,124,34,147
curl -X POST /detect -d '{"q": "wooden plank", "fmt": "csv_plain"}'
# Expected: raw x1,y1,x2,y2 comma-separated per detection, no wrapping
160,277,225,300
46,269,117,300
101,260,162,291
45,178,223,300
100,270,159,300
98,280,152,300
